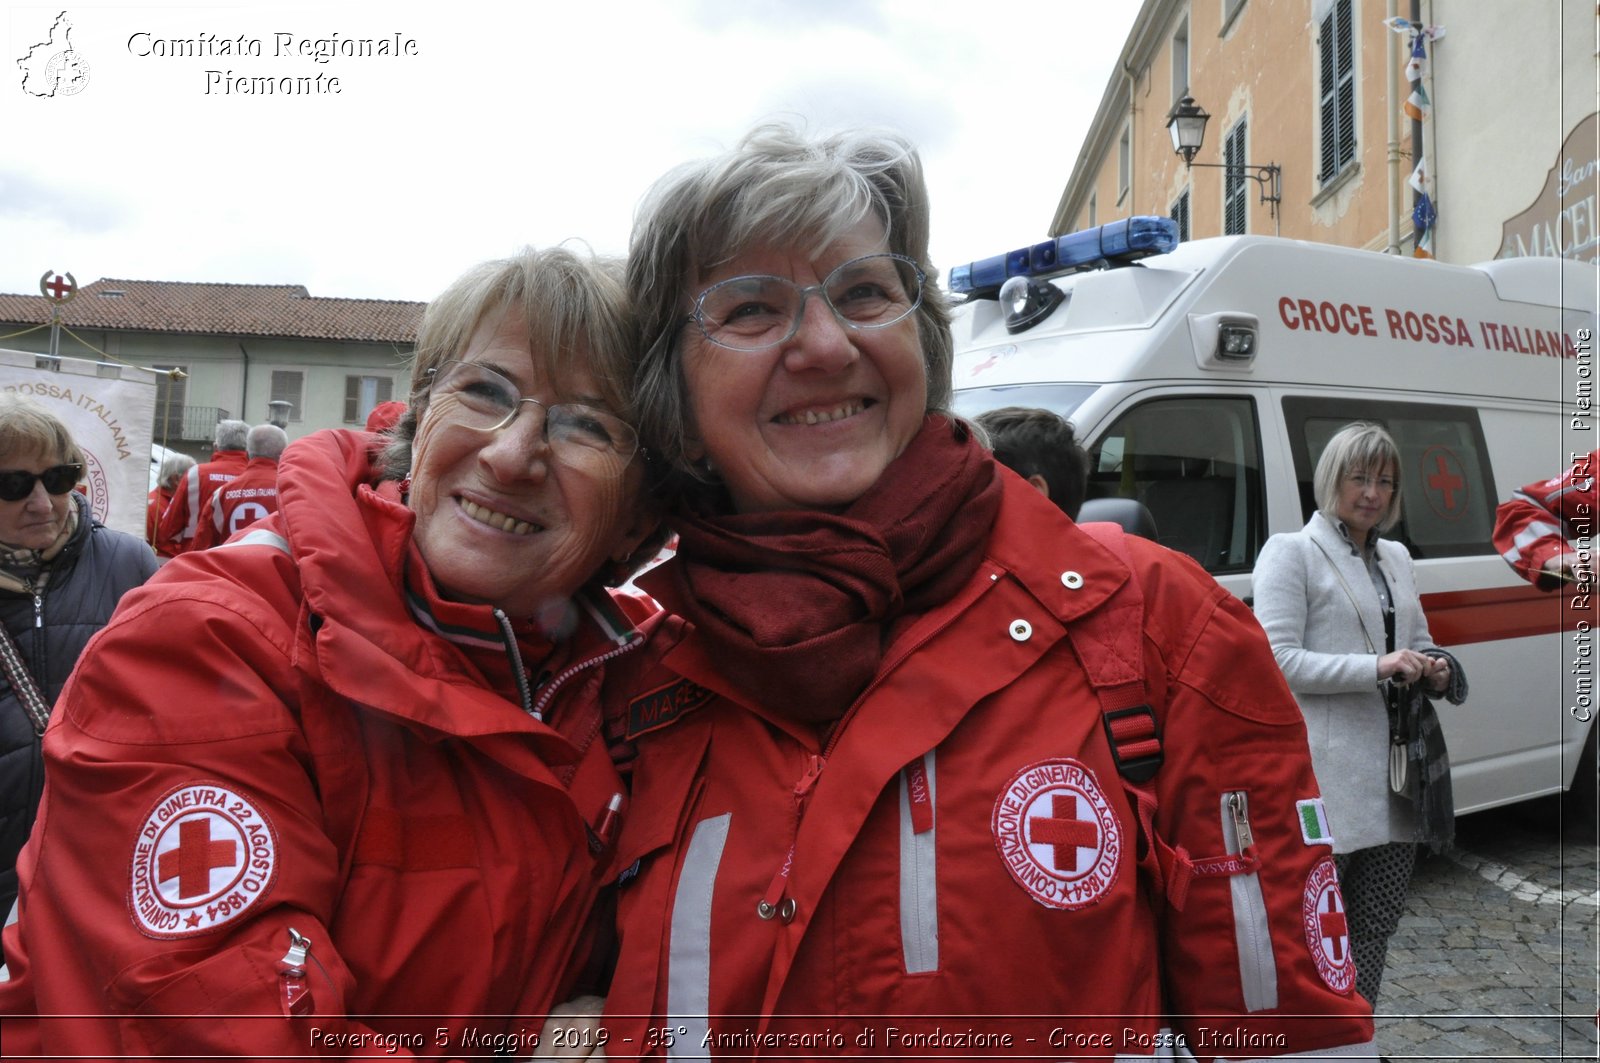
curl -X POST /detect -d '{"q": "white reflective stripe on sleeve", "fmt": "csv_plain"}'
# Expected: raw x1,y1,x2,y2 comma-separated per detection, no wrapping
898,750,938,974
667,813,731,1062
181,466,202,541
1220,792,1278,1011
215,528,290,555
1511,519,1567,550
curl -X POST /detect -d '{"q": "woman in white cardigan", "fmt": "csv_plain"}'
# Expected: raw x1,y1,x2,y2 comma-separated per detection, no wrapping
1252,422,1451,1007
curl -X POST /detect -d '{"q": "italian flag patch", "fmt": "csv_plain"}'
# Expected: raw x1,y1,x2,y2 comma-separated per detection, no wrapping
1297,798,1334,847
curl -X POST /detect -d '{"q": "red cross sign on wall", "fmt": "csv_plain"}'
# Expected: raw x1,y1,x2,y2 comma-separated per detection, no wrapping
38,270,78,304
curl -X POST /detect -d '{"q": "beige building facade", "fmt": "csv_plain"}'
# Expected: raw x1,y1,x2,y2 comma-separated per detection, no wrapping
1054,0,1596,265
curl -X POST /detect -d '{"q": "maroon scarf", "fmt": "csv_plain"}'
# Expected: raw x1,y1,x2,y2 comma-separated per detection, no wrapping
640,415,1002,723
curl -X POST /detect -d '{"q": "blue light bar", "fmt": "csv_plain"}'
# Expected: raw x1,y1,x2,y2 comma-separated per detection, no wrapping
948,216,1180,295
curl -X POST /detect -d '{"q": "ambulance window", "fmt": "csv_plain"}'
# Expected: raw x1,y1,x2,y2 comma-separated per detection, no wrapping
1086,396,1265,574
1284,399,1496,559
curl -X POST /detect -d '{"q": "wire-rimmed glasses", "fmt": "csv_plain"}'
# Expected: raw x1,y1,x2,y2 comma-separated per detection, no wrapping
686,252,925,352
425,360,638,469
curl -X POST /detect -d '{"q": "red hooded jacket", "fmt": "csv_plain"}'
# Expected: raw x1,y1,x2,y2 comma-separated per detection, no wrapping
602,475,1375,1061
0,429,655,1059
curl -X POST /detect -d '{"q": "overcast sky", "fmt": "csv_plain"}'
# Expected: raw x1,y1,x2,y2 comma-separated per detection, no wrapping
2,1,1141,306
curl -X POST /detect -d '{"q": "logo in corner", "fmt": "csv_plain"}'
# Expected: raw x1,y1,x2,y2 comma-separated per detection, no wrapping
1302,857,1355,993
129,782,278,939
991,757,1122,910
17,11,91,98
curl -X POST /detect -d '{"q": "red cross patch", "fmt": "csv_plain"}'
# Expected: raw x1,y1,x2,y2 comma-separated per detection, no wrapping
128,782,278,939
991,757,1122,910
1302,857,1355,993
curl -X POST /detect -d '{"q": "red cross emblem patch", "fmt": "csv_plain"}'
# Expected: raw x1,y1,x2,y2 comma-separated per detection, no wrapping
1302,857,1355,993
128,782,278,939
991,757,1122,910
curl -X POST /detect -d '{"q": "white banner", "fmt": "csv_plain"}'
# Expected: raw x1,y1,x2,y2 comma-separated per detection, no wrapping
0,349,159,538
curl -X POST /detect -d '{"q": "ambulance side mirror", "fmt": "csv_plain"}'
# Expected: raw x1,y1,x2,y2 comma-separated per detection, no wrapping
1188,312,1259,371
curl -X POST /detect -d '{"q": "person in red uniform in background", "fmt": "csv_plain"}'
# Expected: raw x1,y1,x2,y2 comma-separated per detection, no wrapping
588,123,1376,1060
145,452,195,558
1493,449,1597,589
191,423,287,550
155,419,249,555
0,246,666,1059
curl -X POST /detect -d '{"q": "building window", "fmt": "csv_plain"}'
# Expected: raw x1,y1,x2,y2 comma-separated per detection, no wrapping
344,375,394,424
1088,192,1098,228
1318,0,1357,183
1118,124,1131,200
153,364,188,443
269,370,304,423
1170,188,1192,242
1222,0,1248,31
1223,118,1248,235
1172,17,1189,101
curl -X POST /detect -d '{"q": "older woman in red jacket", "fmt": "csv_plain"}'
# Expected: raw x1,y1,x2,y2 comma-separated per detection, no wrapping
590,124,1376,1061
0,247,663,1059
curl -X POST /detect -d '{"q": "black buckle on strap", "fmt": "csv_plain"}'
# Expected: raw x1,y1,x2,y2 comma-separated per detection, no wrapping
1102,704,1163,784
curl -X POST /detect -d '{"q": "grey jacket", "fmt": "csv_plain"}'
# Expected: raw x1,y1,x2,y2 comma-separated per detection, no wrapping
1251,511,1439,852
0,493,158,925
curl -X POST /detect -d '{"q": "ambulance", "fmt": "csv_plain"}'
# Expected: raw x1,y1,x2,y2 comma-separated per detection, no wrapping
946,217,1598,817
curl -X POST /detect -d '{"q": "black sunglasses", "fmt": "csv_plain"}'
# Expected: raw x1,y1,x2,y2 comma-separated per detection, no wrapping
0,464,83,503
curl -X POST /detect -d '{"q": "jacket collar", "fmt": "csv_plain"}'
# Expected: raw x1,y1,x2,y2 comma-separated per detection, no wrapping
272,430,649,764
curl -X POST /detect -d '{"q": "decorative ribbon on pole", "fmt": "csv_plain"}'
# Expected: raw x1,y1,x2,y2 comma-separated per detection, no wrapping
1385,17,1445,258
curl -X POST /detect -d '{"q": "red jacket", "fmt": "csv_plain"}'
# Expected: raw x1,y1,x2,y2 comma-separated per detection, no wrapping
145,486,174,556
603,477,1374,1061
192,455,281,550
1493,449,1596,589
156,448,248,554
0,430,653,1059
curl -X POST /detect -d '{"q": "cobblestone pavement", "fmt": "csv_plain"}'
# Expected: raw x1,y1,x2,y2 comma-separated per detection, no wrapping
1376,801,1599,1061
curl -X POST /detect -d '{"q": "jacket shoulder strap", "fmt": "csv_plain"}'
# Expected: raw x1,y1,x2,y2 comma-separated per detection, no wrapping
1070,522,1162,784
1068,523,1243,911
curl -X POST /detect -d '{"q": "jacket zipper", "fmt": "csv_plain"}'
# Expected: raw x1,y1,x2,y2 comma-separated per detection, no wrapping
490,607,646,721
1221,790,1279,1011
755,600,969,921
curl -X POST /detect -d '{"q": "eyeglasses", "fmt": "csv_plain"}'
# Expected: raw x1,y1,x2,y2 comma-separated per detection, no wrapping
686,252,926,352
425,360,638,468
1346,473,1397,493
0,464,82,502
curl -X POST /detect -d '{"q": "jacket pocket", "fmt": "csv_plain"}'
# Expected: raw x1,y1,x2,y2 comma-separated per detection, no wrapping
1220,790,1278,1011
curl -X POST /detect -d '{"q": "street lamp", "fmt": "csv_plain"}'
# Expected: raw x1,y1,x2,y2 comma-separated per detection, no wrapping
1165,95,1282,226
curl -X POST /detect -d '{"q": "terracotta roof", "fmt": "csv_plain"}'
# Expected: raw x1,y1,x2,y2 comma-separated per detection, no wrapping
0,277,422,343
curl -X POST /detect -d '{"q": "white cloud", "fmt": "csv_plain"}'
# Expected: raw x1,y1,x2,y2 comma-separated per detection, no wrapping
0,1,1139,303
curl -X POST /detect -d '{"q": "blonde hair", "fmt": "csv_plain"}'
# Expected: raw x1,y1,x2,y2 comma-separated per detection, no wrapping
1313,422,1403,532
0,393,83,469
379,245,634,481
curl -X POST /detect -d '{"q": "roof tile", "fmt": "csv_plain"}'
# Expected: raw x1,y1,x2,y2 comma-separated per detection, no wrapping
0,277,422,343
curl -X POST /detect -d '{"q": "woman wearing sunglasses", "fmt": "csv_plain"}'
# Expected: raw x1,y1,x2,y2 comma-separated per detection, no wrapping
0,247,665,1058
0,394,159,940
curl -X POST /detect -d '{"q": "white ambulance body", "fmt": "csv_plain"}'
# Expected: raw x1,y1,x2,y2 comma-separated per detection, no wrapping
947,222,1597,816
